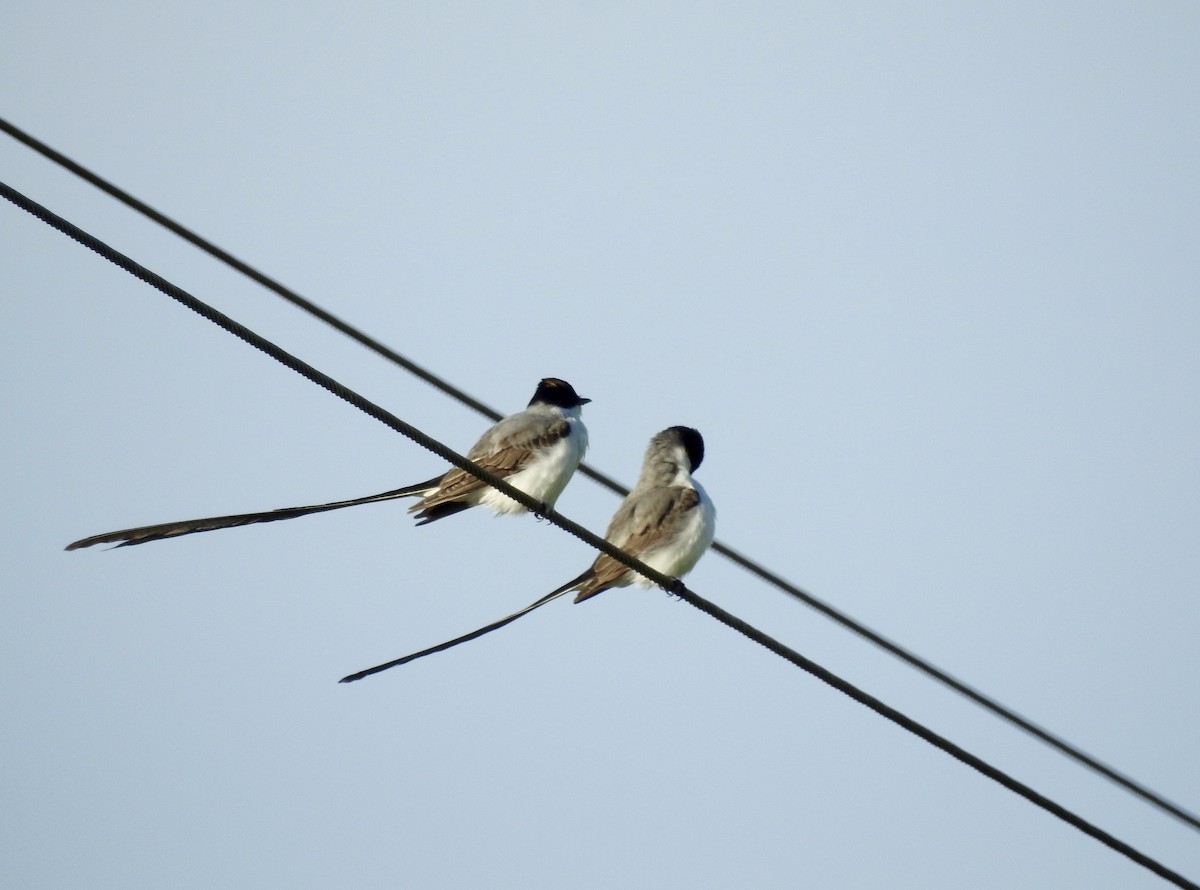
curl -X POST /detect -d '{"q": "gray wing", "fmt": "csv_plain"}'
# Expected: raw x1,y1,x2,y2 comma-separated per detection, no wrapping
574,486,702,601
412,413,571,510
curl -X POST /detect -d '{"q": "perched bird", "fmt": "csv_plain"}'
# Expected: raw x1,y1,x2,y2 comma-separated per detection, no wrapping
66,377,590,550
340,425,716,682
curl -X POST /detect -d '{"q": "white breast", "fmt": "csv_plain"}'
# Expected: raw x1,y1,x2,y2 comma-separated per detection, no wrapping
635,480,717,586
479,418,589,515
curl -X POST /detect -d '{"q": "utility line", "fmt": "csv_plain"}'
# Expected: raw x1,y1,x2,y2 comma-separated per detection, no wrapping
4,115,1195,836
3,116,1194,836
3,179,1196,890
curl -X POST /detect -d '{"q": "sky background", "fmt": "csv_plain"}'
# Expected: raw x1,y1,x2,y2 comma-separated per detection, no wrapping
3,4,1199,888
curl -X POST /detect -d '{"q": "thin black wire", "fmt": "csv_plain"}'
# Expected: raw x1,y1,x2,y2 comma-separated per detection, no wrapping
0,117,502,423
4,179,1196,890
4,116,1195,838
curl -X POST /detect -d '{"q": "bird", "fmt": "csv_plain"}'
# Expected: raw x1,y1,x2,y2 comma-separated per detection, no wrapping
66,377,591,550
339,425,716,682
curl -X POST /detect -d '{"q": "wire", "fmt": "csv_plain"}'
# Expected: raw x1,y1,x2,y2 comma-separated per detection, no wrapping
709,542,1200,832
3,179,1196,889
0,181,681,595
0,117,503,422
3,115,1195,837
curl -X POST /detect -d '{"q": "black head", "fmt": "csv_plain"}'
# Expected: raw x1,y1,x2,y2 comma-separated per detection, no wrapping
529,377,591,409
666,425,705,472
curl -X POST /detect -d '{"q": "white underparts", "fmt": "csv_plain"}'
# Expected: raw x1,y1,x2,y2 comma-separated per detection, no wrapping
630,480,716,586
479,419,588,515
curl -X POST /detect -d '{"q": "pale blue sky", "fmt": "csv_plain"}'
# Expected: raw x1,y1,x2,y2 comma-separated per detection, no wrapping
3,4,1198,888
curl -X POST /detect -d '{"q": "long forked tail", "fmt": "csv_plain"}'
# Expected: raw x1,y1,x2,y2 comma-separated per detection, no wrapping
65,477,443,550
339,569,594,683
